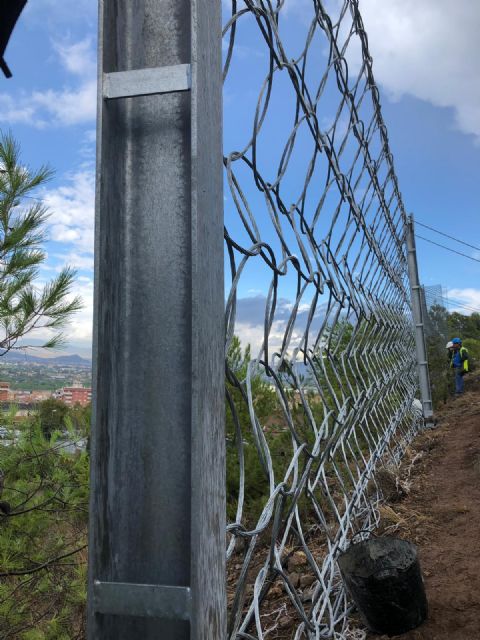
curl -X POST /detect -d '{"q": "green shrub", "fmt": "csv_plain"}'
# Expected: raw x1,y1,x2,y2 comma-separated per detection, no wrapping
0,412,88,638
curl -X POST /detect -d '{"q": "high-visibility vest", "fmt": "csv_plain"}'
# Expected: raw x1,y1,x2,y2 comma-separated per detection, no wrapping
451,346,469,372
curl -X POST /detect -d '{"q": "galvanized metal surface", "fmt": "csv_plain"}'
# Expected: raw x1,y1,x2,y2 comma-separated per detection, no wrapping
93,582,191,620
103,64,191,99
88,1,224,638
406,216,434,418
189,0,226,636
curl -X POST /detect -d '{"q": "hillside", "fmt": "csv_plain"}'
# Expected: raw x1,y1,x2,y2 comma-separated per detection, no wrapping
1,352,91,366
369,371,480,639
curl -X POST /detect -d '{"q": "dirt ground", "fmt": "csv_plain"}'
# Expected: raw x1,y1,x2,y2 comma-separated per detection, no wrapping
228,374,480,639
371,372,480,640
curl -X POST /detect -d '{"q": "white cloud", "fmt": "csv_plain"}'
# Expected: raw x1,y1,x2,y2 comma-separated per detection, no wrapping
42,169,95,258
83,129,97,144
26,169,96,352
22,277,94,353
235,319,291,359
447,288,480,315
54,38,96,77
52,252,94,271
0,38,96,128
351,0,480,140
32,80,97,126
275,0,480,141
64,278,94,345
0,95,45,127
231,295,328,361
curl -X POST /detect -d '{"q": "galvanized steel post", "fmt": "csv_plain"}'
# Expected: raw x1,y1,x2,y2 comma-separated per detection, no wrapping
88,2,225,638
406,215,433,418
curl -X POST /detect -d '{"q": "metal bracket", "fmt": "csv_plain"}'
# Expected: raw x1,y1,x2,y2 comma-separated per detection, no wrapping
103,64,191,100
93,581,191,620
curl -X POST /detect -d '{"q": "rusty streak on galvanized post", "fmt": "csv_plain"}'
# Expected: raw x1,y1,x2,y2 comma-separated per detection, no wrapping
88,1,225,638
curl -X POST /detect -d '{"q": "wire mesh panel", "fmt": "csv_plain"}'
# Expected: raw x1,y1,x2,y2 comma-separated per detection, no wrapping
422,285,450,406
423,285,448,342
223,1,422,638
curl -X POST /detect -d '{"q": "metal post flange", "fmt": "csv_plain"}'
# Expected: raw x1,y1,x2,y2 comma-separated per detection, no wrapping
88,1,225,638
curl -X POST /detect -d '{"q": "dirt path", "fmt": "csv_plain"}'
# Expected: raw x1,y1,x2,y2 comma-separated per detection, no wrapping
372,374,480,640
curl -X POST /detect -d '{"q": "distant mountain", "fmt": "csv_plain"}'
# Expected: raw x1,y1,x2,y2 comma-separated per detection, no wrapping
0,352,91,366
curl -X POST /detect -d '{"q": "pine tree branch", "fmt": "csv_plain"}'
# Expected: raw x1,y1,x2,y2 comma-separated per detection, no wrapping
0,544,87,577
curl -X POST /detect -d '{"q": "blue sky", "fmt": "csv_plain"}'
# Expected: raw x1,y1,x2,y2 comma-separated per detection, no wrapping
1,0,479,358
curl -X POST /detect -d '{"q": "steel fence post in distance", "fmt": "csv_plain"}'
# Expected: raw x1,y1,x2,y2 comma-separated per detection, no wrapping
406,215,433,419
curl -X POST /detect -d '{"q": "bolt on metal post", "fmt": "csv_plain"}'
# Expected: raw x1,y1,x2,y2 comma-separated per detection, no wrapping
405,215,433,419
88,1,225,638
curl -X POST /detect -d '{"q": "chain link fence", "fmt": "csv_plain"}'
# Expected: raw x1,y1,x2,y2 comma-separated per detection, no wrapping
422,285,450,405
223,1,422,637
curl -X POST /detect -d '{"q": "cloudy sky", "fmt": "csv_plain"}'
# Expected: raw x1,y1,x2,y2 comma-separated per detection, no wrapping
0,0,479,358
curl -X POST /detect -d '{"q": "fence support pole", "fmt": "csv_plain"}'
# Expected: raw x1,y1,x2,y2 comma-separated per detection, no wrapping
406,215,433,418
87,2,225,638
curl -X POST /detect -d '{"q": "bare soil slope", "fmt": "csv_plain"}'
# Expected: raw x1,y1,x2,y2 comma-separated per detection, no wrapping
373,373,480,640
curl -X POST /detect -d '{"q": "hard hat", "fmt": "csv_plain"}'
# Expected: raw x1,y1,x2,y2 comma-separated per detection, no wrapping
452,337,462,344
446,341,453,349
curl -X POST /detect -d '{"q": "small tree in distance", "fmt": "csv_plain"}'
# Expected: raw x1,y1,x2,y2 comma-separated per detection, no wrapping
37,397,70,439
0,132,82,355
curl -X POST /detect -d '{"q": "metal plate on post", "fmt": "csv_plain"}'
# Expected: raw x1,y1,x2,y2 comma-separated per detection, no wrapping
93,582,191,620
103,64,191,99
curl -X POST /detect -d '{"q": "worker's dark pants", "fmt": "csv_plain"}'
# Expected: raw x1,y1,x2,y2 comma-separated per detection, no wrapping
454,367,464,394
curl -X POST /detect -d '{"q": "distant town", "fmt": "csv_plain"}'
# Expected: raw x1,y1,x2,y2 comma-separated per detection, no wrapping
0,358,92,416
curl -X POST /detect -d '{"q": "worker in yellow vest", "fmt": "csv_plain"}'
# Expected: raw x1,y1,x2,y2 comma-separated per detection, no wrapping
449,337,469,395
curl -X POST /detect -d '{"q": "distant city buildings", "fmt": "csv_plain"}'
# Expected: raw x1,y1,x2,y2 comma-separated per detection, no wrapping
0,382,9,402
13,389,51,404
55,386,92,407
0,381,92,408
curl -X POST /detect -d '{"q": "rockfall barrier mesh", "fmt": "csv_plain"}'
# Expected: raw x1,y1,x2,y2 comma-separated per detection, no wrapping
223,1,422,637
